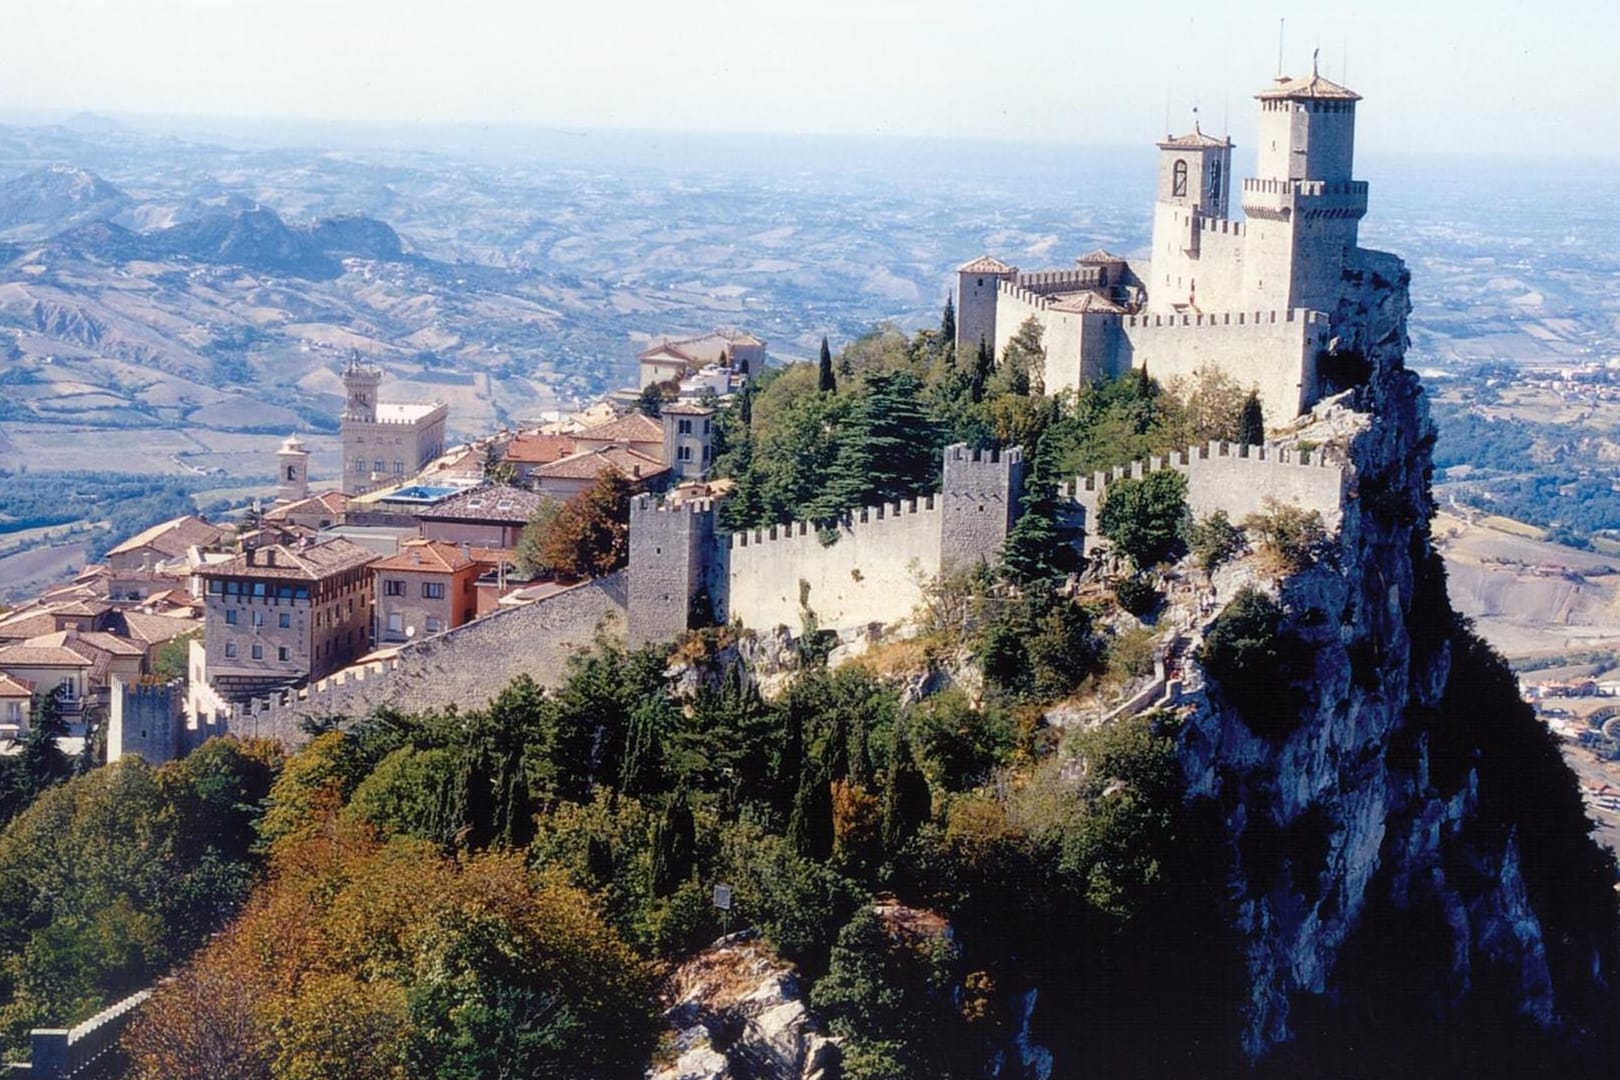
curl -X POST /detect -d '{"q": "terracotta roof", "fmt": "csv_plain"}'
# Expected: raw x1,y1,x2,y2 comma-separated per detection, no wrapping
265,491,348,521
0,674,34,699
0,643,94,670
105,515,226,560
639,343,700,365
574,411,663,447
417,484,543,524
640,329,764,365
199,538,379,582
1158,128,1232,150
504,432,577,466
1077,249,1127,264
533,445,670,484
372,539,478,574
1048,292,1128,314
957,255,1017,275
1256,72,1361,101
661,401,713,416
118,611,202,647
0,612,62,641
432,446,487,475
53,631,145,658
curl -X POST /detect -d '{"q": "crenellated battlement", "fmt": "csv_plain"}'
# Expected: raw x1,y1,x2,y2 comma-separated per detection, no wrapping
1241,177,1369,199
1197,215,1247,236
1062,440,1347,555
946,444,1023,467
1124,308,1326,330
728,496,938,551
27,988,153,1079
1012,267,1104,295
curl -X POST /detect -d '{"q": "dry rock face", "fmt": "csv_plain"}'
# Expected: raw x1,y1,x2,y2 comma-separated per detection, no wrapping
650,931,840,1080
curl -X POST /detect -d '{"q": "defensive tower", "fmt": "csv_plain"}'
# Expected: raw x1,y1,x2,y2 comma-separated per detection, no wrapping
1149,121,1236,311
955,255,1018,360
341,355,381,423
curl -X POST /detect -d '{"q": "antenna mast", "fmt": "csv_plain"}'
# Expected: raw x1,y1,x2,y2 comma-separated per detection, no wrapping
1277,18,1285,76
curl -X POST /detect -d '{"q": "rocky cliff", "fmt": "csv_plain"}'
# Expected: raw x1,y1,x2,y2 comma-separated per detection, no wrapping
1170,250,1619,1071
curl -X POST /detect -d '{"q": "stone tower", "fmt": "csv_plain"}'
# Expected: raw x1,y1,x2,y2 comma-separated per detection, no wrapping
276,434,310,503
1148,122,1235,311
627,494,717,647
939,443,1026,571
341,355,382,423
1240,67,1367,313
955,256,1018,360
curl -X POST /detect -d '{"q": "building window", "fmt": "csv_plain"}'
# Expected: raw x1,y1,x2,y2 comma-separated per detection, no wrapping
374,459,385,474
225,642,237,658
278,646,290,662
251,610,264,627
422,582,445,600
426,616,442,633
394,460,404,474
387,612,403,634
384,579,406,597
678,419,692,434
353,458,366,473
1172,159,1188,197
286,465,297,481
279,612,291,628
1209,160,1223,203
251,644,264,660
225,608,238,625
677,445,692,462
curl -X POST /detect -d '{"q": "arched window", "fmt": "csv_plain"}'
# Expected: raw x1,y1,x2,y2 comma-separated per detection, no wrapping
286,465,297,481
1172,159,1188,197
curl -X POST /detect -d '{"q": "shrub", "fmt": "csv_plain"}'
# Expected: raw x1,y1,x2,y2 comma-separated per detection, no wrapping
1199,587,1311,740
1186,509,1245,572
1244,498,1327,573
1098,470,1188,568
1112,573,1159,616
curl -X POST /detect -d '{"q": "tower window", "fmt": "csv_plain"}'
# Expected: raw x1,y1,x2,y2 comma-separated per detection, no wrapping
1209,161,1223,203
1172,159,1188,197
286,466,297,480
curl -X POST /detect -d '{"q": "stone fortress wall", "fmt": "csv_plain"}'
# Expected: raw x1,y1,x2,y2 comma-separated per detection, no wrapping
1065,440,1347,555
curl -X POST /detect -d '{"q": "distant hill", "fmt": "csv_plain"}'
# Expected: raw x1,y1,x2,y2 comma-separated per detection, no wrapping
51,206,407,280
0,165,130,237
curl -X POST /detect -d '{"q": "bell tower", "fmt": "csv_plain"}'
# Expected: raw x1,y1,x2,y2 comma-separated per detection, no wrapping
341,354,381,423
1148,119,1235,312
275,434,310,503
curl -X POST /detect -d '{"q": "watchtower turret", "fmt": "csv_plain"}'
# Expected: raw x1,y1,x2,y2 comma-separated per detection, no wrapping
1148,120,1236,311
955,256,1018,361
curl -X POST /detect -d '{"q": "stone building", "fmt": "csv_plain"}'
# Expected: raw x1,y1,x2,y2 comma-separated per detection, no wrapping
638,328,766,388
660,402,714,482
340,357,449,495
104,515,227,602
417,484,543,550
956,65,1372,426
372,539,481,645
264,490,348,531
275,434,311,503
196,537,378,702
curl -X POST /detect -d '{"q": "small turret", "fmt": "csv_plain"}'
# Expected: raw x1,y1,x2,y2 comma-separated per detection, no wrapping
341,354,382,424
275,434,310,503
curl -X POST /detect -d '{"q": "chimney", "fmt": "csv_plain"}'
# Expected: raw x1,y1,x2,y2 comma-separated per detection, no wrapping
245,547,256,566
462,542,472,563
265,548,277,567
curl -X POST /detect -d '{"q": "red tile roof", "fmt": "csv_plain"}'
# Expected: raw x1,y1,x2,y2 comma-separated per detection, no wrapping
0,674,34,699
105,515,226,560
573,411,663,447
372,539,479,574
504,432,577,465
265,490,348,521
957,255,1017,275
417,484,543,524
199,537,379,582
533,445,670,483
1256,72,1361,101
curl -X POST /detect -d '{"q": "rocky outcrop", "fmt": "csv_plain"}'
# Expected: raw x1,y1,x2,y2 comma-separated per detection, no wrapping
1171,250,1617,1061
650,931,839,1080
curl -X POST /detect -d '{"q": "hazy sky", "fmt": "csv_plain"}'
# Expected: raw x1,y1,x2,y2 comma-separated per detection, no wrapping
5,0,1617,157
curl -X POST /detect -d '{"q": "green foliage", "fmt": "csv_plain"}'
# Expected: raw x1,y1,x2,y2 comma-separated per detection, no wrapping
818,335,836,393
1199,587,1311,740
531,470,633,582
1245,498,1328,572
1238,390,1265,446
908,690,1018,791
1097,469,1188,568
1112,573,1159,616
807,370,939,522
1186,509,1245,572
977,587,1102,703
514,499,563,578
0,739,278,1052
994,316,1045,397
150,628,201,683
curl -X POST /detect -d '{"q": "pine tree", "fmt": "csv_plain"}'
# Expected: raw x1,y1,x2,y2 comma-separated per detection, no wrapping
787,762,834,862
1002,426,1076,584
619,695,671,796
1239,390,1265,446
818,336,837,393
810,371,937,520
941,295,956,345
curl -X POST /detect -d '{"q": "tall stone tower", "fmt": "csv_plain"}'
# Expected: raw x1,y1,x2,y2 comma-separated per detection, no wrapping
1240,67,1367,313
275,434,310,503
1148,122,1235,311
955,256,1018,360
940,444,1025,572
627,494,718,647
341,356,382,423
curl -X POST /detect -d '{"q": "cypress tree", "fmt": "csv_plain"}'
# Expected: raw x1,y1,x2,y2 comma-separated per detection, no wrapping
1002,426,1075,583
882,722,933,853
651,789,696,897
818,336,837,393
1239,390,1265,446
941,295,956,344
970,338,994,403
788,762,835,861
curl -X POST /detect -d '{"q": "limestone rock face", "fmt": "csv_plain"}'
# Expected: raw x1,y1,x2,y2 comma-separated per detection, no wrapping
1173,252,1583,1057
649,931,840,1080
